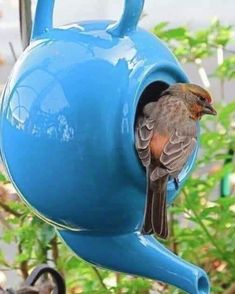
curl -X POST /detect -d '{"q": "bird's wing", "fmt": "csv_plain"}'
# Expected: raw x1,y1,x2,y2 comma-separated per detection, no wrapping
136,116,169,239
135,116,155,167
150,130,197,181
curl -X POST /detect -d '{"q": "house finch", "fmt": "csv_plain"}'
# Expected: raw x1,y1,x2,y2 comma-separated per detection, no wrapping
135,83,216,239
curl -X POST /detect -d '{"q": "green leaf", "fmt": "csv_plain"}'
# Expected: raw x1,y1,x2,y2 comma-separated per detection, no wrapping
215,56,235,80
0,172,7,182
152,21,169,36
218,101,235,127
160,27,188,40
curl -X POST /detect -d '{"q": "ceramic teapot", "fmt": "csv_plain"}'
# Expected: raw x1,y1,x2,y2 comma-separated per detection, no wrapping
0,1,209,293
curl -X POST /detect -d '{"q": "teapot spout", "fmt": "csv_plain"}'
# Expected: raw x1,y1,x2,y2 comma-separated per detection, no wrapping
58,230,209,294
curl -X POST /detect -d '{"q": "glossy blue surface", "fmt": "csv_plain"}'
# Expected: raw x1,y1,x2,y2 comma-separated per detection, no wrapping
0,1,209,293
59,231,209,294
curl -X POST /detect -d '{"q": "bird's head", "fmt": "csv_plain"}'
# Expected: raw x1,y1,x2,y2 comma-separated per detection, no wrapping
164,83,217,120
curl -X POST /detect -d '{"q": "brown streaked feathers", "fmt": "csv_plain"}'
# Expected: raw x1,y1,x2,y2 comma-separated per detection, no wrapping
135,83,216,239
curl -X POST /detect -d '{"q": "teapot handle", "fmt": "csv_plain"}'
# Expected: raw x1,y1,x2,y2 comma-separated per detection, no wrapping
31,0,145,40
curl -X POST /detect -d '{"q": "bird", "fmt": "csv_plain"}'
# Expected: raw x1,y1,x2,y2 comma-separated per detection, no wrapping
135,83,217,239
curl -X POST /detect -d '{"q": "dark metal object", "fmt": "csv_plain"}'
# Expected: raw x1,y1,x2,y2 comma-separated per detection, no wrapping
24,264,66,294
19,0,32,49
3,265,65,294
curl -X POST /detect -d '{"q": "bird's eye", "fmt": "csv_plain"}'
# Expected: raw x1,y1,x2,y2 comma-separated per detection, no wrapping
198,96,205,102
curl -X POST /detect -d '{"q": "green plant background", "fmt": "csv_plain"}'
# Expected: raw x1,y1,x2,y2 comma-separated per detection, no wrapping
0,20,235,293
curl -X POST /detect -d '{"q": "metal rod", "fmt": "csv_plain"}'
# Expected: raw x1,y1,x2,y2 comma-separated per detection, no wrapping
19,0,32,49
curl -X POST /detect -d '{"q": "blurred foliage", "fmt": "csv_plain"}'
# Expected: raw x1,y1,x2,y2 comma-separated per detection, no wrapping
215,56,235,80
0,19,235,294
153,19,233,62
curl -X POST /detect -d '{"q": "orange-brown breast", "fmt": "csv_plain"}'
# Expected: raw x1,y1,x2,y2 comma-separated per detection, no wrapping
150,132,169,159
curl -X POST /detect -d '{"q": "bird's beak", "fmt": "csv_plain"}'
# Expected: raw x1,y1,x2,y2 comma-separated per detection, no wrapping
202,101,217,116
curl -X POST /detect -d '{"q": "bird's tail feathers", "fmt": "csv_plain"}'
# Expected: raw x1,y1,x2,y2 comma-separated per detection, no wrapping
152,175,168,239
141,168,153,234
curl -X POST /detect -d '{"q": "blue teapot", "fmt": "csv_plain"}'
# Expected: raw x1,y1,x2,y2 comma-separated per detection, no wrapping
0,1,209,293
